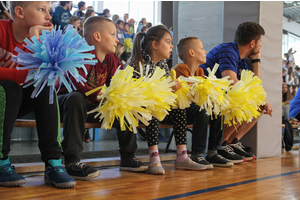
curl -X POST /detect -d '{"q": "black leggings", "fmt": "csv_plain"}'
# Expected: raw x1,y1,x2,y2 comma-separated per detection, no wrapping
0,80,61,162
146,108,187,146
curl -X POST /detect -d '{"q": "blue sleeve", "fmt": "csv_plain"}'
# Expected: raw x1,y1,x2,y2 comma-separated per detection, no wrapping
217,51,239,75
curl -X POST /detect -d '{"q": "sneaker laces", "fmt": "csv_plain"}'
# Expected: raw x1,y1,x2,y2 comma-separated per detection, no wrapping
231,142,246,153
195,156,205,162
0,164,14,173
223,145,237,155
74,162,87,168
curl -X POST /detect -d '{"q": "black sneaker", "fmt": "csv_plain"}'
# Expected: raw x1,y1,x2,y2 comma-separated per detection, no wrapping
229,142,256,161
191,156,213,169
217,145,246,164
206,153,234,167
66,161,100,180
120,157,149,172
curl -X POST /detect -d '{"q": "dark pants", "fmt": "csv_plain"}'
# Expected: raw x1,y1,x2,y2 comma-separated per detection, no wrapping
186,104,223,155
58,92,137,164
0,80,61,162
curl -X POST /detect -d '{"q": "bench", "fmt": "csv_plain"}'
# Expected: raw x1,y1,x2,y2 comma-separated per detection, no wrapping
14,119,193,153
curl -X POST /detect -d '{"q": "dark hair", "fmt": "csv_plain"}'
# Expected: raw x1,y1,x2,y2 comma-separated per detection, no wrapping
68,16,80,24
83,16,114,45
282,84,292,102
139,17,146,25
115,43,124,58
124,22,129,27
78,1,85,9
146,22,152,28
112,14,119,22
85,9,94,19
234,22,265,46
60,1,71,7
141,26,148,33
176,37,199,62
103,8,110,14
115,19,124,26
129,25,170,67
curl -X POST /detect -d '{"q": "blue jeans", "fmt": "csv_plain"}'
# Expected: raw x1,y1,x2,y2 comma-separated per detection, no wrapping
186,104,224,155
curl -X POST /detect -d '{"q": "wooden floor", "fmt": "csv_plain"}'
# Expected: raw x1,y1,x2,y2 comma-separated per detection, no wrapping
1,151,300,200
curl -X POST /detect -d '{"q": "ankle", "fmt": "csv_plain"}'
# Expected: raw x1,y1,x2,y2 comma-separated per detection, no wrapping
149,150,160,163
176,149,188,162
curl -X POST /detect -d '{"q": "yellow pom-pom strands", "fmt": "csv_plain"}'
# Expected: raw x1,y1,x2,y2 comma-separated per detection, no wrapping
86,66,152,133
181,63,233,117
140,66,177,121
170,69,192,109
222,69,267,127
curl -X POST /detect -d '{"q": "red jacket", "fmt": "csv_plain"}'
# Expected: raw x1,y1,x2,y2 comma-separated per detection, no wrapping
56,53,123,104
0,19,29,84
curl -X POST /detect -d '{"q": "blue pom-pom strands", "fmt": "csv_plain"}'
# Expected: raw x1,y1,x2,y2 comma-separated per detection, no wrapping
13,27,97,104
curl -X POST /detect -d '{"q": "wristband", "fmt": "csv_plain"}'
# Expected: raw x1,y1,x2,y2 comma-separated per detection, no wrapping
251,59,260,63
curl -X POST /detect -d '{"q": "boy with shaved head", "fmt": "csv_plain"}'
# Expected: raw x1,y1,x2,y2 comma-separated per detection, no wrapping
0,1,75,188
56,16,148,178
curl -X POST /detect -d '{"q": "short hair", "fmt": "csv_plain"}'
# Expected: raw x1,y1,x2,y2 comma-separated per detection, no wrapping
78,1,85,9
103,8,110,14
115,19,124,26
85,9,94,19
234,22,265,46
9,1,33,20
141,26,148,33
124,13,128,17
83,16,114,45
176,37,199,62
60,1,71,7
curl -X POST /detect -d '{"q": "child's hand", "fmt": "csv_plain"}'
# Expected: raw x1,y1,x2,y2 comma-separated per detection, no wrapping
171,79,182,92
95,91,107,102
29,23,54,39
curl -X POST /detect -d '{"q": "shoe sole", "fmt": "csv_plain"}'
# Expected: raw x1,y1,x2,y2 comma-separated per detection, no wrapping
150,171,165,175
210,162,234,167
0,179,26,187
205,164,214,170
44,178,76,189
245,156,256,161
119,166,149,172
71,170,101,181
228,158,246,164
175,166,206,170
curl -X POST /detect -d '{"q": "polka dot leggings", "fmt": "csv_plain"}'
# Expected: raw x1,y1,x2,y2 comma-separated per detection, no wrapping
146,108,187,147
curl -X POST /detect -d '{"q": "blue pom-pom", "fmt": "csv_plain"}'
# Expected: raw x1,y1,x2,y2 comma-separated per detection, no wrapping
12,27,97,104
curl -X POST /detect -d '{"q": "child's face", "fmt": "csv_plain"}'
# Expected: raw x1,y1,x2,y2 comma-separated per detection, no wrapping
22,2,52,27
282,84,288,93
124,24,129,32
99,22,119,54
193,39,207,64
289,86,294,94
117,22,124,30
73,20,80,28
156,32,173,60
118,46,124,55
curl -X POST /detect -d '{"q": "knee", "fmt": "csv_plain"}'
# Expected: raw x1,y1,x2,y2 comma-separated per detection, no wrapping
0,80,22,100
64,92,86,110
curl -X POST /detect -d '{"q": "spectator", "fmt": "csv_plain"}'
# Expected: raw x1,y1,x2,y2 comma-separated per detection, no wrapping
283,68,287,83
115,19,125,44
283,84,293,120
121,22,133,61
123,13,128,22
294,65,300,85
114,43,126,67
136,17,147,33
174,36,235,167
112,14,119,22
146,22,152,28
73,1,86,21
285,67,295,85
64,16,80,32
141,25,148,33
80,9,94,28
52,1,72,30
103,8,110,18
200,22,273,162
128,18,135,37
288,48,297,66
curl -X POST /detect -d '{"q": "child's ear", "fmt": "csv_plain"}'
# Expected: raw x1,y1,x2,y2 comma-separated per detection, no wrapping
94,31,101,42
152,41,159,50
188,49,195,57
15,6,24,19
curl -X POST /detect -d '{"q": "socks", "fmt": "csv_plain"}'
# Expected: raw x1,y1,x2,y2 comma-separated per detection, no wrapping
149,149,161,163
0,156,10,166
176,149,188,162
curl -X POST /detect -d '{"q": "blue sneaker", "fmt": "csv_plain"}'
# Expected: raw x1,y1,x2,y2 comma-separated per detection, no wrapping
0,157,26,187
44,159,76,189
